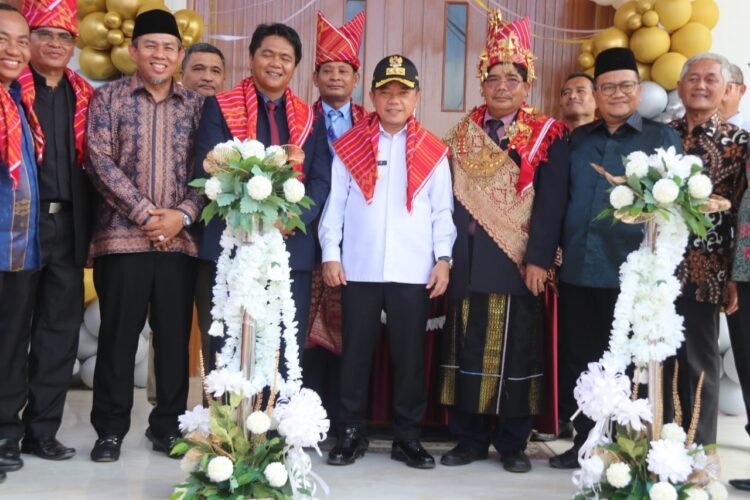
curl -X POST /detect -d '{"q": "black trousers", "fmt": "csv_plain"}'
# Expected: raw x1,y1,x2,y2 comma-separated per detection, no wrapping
663,298,721,445
447,408,533,454
0,211,82,441
557,282,619,448
91,252,196,440
339,282,430,441
728,282,750,436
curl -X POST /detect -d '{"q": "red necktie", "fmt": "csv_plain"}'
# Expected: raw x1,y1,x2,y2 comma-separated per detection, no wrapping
266,101,281,146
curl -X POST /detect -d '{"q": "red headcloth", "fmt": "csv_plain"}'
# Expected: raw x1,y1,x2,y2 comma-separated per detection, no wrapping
23,0,78,37
478,10,535,82
315,11,365,71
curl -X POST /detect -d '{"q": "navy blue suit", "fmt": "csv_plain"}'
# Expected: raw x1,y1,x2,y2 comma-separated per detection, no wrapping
194,92,332,364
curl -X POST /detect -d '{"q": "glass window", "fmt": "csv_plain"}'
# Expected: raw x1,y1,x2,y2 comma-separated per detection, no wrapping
443,3,467,111
346,0,366,105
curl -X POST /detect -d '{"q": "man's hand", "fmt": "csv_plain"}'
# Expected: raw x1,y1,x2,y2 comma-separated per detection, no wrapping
322,261,347,287
725,281,739,315
274,220,296,240
143,208,184,244
524,263,548,296
426,260,450,298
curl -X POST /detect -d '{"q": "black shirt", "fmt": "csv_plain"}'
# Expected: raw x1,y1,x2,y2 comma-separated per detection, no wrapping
32,66,75,202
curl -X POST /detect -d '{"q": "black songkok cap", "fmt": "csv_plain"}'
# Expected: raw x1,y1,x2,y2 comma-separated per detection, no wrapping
372,54,420,90
132,9,182,42
594,47,638,78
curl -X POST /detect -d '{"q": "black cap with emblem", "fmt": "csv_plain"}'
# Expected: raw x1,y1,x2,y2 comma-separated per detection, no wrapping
371,54,420,90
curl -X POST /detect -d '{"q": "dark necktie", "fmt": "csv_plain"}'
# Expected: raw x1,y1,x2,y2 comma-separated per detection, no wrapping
327,109,343,144
486,118,505,146
266,101,281,146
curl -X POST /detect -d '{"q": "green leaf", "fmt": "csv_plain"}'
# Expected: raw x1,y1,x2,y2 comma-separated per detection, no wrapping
647,167,662,182
200,202,219,224
189,178,207,188
170,440,191,456
617,436,637,459
626,175,643,195
216,193,236,207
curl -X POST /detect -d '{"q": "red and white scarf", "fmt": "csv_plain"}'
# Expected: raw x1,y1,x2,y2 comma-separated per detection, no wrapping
0,83,45,190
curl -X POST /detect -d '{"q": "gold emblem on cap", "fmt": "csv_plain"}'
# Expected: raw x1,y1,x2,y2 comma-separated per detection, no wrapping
386,55,406,76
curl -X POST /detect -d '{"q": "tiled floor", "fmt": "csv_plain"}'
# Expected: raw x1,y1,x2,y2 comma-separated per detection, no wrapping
1,386,749,499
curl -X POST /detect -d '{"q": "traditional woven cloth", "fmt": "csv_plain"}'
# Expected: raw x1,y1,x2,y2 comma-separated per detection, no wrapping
478,9,535,82
315,11,366,70
333,112,448,212
0,85,44,190
17,67,93,167
23,0,78,37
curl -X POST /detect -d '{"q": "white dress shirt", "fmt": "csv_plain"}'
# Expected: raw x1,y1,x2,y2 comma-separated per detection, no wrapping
727,112,750,132
318,123,456,285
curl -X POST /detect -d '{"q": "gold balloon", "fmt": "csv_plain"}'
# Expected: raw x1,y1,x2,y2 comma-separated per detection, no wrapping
642,10,659,27
651,52,687,90
690,0,720,29
174,11,190,33
137,0,169,16
78,0,106,19
630,26,670,63
637,61,651,81
103,11,122,29
111,43,137,74
626,14,643,31
670,22,712,58
107,29,124,46
83,268,97,305
614,2,640,32
593,27,629,56
636,0,653,14
581,40,594,54
584,66,595,78
182,34,194,47
79,12,111,50
105,0,141,20
79,46,118,80
121,19,134,37
578,52,595,70
653,0,692,32
176,10,205,42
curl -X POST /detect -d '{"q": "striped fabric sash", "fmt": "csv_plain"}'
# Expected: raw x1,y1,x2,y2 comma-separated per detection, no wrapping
334,112,449,212
0,83,45,190
18,67,94,167
312,99,366,125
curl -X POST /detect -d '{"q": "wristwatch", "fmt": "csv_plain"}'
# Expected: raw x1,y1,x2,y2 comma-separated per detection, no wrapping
178,209,192,228
438,256,454,269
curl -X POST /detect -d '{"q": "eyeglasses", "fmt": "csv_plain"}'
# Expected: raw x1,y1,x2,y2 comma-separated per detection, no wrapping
483,76,523,90
596,81,639,96
31,29,76,46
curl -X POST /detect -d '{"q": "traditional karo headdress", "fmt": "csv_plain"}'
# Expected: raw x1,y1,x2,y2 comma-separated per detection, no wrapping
315,11,365,71
478,9,535,82
23,0,78,37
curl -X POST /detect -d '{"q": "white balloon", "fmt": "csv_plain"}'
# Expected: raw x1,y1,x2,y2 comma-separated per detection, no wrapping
724,349,740,384
72,358,81,377
134,335,148,365
637,81,669,119
133,358,148,388
80,356,97,389
719,313,731,354
719,376,745,416
83,299,101,338
77,323,98,360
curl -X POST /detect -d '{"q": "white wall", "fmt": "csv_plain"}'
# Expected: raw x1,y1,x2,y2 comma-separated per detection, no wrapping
713,0,750,117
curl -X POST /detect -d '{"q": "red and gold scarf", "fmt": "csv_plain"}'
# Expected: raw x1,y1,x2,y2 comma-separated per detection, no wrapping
17,67,94,167
0,83,45,190
313,98,366,125
334,112,449,212
215,77,313,171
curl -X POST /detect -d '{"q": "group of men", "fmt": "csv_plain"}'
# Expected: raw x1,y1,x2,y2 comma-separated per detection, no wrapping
1,0,750,492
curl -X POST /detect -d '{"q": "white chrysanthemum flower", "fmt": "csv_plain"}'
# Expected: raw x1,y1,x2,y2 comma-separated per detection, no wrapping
647,439,693,483
653,178,680,205
610,185,635,209
204,177,223,201
660,422,687,444
245,411,271,435
247,176,273,201
574,362,631,422
267,264,286,281
208,321,224,338
178,404,211,436
670,154,702,180
625,151,651,178
205,369,249,397
606,462,632,488
705,481,728,500
685,487,709,500
273,388,330,451
234,138,265,160
282,178,305,203
578,455,605,488
649,481,678,500
613,398,652,432
264,462,288,488
207,456,234,482
687,174,712,200
265,145,288,167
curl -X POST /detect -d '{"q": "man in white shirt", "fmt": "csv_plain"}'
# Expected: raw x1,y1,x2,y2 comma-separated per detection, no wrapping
319,55,456,469
721,62,750,131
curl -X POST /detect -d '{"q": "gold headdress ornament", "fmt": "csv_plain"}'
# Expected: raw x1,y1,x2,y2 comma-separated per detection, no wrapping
478,9,536,82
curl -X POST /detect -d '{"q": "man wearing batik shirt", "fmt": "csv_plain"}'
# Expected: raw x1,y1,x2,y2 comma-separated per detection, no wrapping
305,10,366,439
85,10,204,462
664,52,749,446
319,55,456,469
438,11,568,473
6,0,94,463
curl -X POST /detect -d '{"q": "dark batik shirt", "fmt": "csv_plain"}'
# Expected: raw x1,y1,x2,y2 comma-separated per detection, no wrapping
85,74,204,258
670,114,749,304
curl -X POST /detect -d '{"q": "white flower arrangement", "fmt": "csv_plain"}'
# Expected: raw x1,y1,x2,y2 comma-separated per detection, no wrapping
264,462,288,488
685,487,709,500
649,481,677,500
688,174,712,200
625,151,650,178
247,175,273,201
610,185,635,210
178,405,211,436
207,456,234,482
647,439,694,483
660,422,687,444
705,481,728,500
245,411,271,435
652,178,680,205
606,462,632,489
204,176,222,201
282,178,305,203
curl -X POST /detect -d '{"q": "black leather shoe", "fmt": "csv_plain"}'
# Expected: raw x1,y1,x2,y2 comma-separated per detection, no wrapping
440,443,488,466
0,439,23,472
21,437,76,460
501,450,531,473
145,427,182,459
90,436,121,462
730,478,750,491
549,445,580,469
0,470,5,483
327,427,368,466
391,440,435,469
